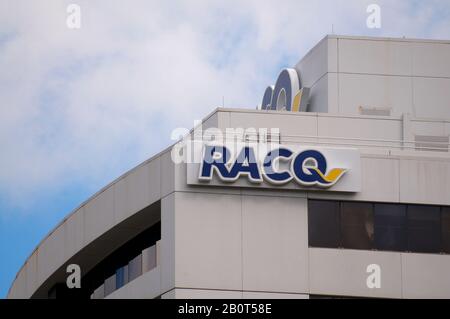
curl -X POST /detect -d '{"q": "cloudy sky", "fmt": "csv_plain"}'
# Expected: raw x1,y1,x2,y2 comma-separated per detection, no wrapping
1,0,450,297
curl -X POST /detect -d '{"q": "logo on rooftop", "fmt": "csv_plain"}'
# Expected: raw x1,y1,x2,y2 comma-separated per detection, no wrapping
261,68,310,112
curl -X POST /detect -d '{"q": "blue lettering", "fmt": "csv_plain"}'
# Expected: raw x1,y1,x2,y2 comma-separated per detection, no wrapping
229,146,262,183
199,145,232,180
263,148,293,184
292,150,327,185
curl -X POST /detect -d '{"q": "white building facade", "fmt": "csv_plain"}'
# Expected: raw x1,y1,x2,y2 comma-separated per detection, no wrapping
8,35,450,299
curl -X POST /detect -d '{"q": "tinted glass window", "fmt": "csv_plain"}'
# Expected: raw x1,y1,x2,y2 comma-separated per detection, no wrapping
308,200,340,248
142,245,157,273
407,205,441,253
374,204,407,252
442,207,450,254
115,265,128,289
340,202,374,250
128,254,143,282
308,201,450,255
104,274,116,296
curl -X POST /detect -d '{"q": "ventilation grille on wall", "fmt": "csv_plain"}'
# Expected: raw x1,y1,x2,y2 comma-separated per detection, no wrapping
243,131,281,144
359,106,391,116
415,135,449,152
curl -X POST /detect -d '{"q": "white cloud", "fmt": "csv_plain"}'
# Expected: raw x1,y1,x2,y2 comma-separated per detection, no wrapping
0,0,449,212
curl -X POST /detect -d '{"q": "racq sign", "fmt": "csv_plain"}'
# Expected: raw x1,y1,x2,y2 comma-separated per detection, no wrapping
186,142,361,192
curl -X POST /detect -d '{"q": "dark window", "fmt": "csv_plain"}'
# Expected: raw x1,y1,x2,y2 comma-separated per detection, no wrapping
308,200,450,255
340,202,374,250
441,207,450,254
82,219,161,299
308,200,340,248
115,266,128,289
374,204,407,252
128,254,143,282
407,205,441,253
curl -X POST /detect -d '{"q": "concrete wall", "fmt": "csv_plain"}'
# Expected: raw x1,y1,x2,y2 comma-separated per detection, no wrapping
310,248,450,299
162,108,450,299
169,191,308,295
8,107,450,299
106,267,161,299
161,289,308,299
295,35,450,120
